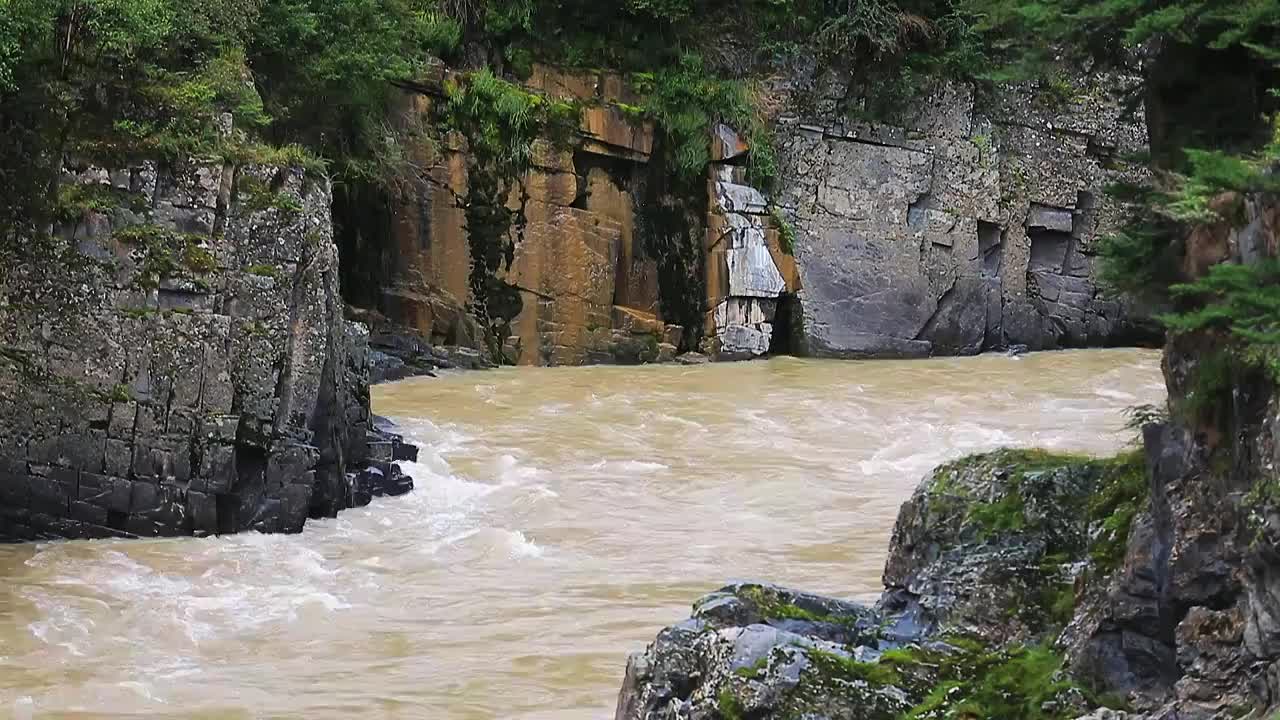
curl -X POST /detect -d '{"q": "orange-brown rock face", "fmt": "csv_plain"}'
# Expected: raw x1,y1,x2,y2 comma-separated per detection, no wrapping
376,64,684,366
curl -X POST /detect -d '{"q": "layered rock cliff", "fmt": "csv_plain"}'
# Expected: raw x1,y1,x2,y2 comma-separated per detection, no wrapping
338,63,1156,366
0,141,414,541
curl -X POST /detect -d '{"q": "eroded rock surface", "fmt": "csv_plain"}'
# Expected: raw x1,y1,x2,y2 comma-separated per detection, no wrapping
0,149,414,541
773,75,1159,357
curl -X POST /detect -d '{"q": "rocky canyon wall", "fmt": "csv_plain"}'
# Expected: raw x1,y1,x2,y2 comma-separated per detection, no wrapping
775,73,1157,357
0,139,414,542
344,64,702,367
343,63,1157,366
1063,193,1280,715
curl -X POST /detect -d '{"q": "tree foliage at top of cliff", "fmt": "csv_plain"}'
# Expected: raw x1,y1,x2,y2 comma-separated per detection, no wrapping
464,0,976,68
973,1,1280,253
970,0,1280,158
973,0,1280,76
989,0,1280,412
0,0,461,246
449,0,983,186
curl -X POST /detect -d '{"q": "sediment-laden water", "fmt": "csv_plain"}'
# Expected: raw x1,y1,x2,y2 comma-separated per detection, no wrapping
0,350,1165,719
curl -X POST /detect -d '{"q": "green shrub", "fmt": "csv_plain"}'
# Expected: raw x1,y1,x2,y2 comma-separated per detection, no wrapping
633,54,777,189
772,206,797,255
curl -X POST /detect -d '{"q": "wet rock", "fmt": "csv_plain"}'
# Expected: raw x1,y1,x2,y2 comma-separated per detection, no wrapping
363,319,496,383
0,148,420,542
880,449,1103,646
617,451,1120,720
355,462,414,499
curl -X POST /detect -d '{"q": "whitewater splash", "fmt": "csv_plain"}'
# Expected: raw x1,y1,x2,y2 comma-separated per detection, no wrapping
0,349,1166,720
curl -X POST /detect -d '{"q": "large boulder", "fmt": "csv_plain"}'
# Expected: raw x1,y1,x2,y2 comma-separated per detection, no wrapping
615,450,1139,720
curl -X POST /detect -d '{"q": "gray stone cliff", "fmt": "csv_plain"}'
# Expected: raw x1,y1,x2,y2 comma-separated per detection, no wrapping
774,74,1158,357
0,151,414,541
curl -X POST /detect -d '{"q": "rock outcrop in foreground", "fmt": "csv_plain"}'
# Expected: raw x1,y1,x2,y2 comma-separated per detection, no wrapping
616,450,1140,719
0,148,415,541
617,436,1280,719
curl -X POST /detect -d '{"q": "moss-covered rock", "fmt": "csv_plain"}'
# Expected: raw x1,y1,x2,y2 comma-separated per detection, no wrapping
880,449,1131,647
616,448,1147,720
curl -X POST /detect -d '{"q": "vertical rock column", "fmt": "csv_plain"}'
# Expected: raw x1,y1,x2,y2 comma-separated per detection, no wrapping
702,124,798,359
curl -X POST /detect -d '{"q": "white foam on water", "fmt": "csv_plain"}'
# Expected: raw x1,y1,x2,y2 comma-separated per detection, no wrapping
0,349,1166,720
398,457,496,508
502,530,545,559
1094,387,1137,401
425,527,484,554
117,681,162,702
26,601,91,657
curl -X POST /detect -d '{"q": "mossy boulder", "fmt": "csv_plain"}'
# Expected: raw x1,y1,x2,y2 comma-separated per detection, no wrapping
879,449,1143,647
616,449,1147,720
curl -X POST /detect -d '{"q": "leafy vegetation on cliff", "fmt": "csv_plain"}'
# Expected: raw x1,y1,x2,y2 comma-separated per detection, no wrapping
4,0,1279,365
441,69,578,355
1163,261,1280,402
974,0,1280,412
0,0,461,249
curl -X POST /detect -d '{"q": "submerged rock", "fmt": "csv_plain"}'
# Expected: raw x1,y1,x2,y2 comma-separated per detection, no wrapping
359,313,496,384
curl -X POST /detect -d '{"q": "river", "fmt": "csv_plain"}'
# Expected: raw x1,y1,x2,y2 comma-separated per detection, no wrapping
0,349,1165,719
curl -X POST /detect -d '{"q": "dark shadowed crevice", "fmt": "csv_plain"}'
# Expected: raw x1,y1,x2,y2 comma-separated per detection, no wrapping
332,181,396,312
978,220,1003,277
769,293,800,356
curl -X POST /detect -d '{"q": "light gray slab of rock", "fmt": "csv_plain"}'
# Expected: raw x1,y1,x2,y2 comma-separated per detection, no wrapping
717,181,768,215
720,323,771,356
727,246,786,298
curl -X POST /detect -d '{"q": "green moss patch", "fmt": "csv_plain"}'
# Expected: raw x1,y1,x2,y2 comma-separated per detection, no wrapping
738,585,862,627
114,224,217,288
1086,451,1147,574
902,644,1076,720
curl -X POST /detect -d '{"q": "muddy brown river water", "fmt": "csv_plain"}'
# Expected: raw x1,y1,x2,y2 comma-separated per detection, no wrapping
0,349,1165,719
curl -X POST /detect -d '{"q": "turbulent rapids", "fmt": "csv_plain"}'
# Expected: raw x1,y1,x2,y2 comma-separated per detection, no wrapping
0,350,1164,719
